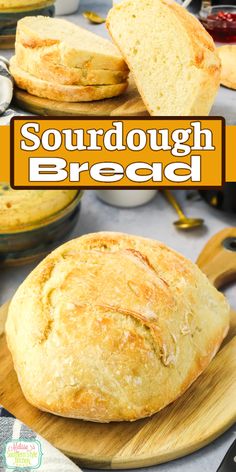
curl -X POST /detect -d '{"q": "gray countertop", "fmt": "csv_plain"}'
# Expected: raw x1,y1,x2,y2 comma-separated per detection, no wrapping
1,189,236,472
0,1,236,471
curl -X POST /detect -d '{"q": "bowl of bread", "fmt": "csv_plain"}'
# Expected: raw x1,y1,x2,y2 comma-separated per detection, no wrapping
0,184,82,265
0,0,55,49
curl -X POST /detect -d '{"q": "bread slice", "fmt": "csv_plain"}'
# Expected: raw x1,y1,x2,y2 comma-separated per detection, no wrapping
10,57,128,102
15,42,129,86
16,16,128,72
107,0,221,116
218,45,236,90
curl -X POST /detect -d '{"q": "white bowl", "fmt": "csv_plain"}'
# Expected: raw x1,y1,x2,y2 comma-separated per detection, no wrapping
55,0,80,15
96,190,157,208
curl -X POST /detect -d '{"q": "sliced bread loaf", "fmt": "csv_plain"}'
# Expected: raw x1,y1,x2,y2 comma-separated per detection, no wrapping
107,0,221,116
17,16,128,71
10,56,128,102
15,42,129,86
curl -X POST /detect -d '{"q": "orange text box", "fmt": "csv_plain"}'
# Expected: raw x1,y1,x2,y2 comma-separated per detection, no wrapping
0,126,10,183
10,117,225,188
226,126,236,183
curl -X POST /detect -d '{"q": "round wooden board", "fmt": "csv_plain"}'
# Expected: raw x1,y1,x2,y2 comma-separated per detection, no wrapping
0,228,236,469
13,80,149,117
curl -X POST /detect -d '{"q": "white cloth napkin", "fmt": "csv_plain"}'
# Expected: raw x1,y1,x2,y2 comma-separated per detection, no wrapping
0,57,13,120
0,406,82,472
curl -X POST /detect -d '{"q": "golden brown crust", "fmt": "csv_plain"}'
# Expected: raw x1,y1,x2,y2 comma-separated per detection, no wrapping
9,57,128,102
218,45,236,90
15,42,129,86
6,232,229,422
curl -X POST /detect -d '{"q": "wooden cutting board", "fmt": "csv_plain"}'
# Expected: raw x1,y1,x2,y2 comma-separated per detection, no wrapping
13,80,149,117
0,227,235,469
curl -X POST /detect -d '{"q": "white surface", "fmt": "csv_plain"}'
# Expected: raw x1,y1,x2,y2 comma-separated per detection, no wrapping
0,189,236,472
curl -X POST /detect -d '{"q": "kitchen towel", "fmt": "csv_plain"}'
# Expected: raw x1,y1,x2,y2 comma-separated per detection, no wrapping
0,406,82,471
0,57,13,121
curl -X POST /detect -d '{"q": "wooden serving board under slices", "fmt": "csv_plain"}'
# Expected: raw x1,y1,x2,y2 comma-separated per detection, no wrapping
13,79,149,117
0,227,236,469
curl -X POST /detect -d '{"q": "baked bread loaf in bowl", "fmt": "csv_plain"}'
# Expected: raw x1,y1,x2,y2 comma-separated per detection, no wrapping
0,1,55,50
6,232,229,422
0,0,53,8
0,185,82,266
0,184,78,232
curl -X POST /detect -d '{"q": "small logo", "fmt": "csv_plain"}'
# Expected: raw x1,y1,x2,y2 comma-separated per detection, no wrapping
3,439,43,469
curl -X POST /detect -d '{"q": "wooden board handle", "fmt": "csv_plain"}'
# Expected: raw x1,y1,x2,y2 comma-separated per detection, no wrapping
197,227,236,289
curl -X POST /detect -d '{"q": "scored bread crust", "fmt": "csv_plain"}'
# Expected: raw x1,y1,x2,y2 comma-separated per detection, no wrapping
10,57,128,102
15,42,129,86
107,0,221,116
218,45,236,90
16,17,129,71
6,232,229,422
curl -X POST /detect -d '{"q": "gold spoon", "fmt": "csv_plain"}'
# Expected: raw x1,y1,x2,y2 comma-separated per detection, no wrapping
83,11,106,24
163,190,204,230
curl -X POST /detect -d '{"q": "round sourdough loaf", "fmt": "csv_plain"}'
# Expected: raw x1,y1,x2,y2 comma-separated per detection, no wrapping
6,232,230,422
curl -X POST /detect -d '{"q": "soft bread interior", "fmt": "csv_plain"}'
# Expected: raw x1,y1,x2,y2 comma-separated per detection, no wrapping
107,0,221,115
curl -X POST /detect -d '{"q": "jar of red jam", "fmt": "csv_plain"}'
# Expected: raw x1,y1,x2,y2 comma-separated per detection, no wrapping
199,5,236,42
